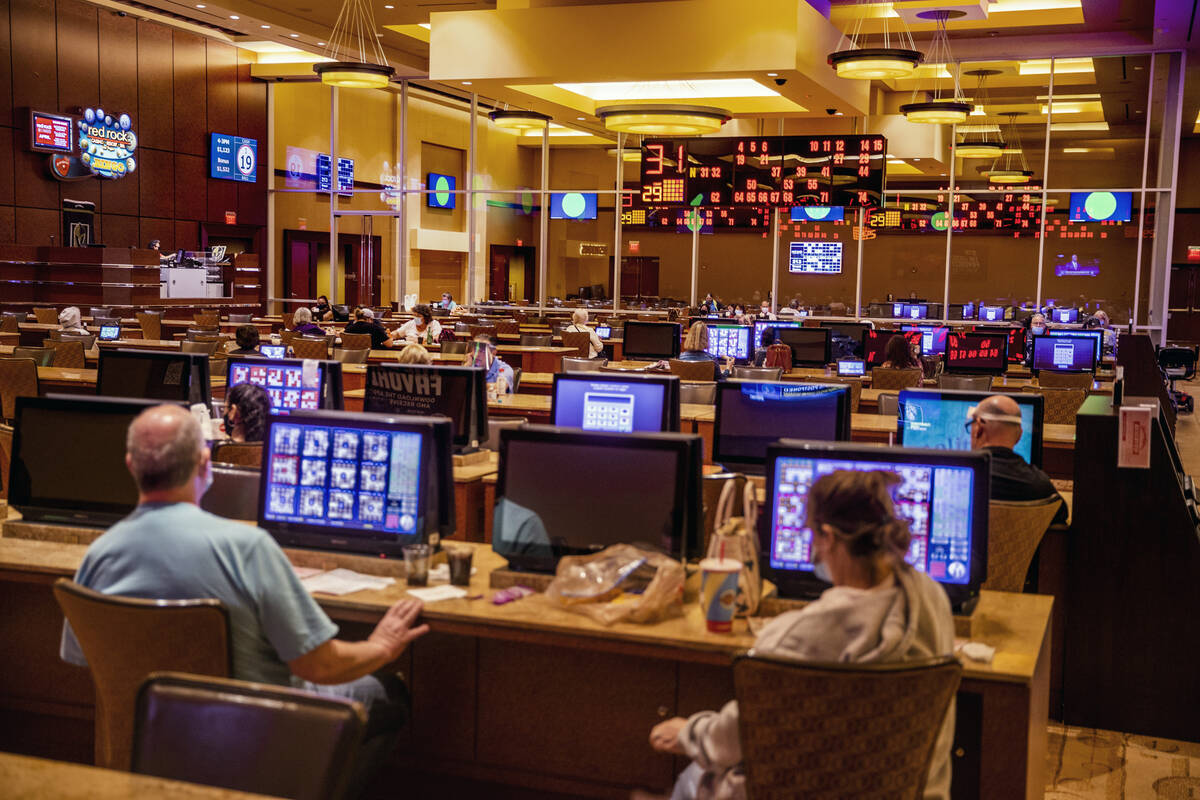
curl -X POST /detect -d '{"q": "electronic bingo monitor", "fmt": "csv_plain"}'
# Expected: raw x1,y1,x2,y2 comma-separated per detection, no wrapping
551,372,679,433
1051,308,1079,324
705,324,752,361
898,388,1044,467
1031,335,1097,373
863,330,923,367
98,325,121,342
713,382,850,472
902,326,948,357
753,319,802,350
259,344,287,359
226,357,341,414
762,441,989,608
944,332,1007,375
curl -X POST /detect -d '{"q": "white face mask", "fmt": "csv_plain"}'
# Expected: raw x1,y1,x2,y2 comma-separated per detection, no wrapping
198,456,213,499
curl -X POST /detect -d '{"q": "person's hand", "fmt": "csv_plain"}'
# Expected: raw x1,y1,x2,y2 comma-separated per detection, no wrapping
367,598,429,661
649,717,688,755
723,356,734,370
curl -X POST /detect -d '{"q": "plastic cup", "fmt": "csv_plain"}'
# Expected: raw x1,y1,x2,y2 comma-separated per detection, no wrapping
699,557,741,633
403,543,431,587
447,546,474,587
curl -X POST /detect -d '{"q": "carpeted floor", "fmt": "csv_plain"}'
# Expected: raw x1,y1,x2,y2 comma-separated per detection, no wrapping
1045,723,1200,798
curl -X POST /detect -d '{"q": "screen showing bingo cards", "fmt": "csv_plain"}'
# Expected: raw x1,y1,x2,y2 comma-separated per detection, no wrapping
228,359,322,414
264,422,422,535
706,325,751,360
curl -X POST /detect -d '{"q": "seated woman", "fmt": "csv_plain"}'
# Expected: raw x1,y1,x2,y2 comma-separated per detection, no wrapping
646,469,955,800
564,308,605,359
290,307,326,337
223,382,271,443
58,306,89,335
678,322,730,379
463,335,515,394
752,326,777,367
312,294,334,322
398,343,433,365
229,324,261,355
881,333,921,370
392,304,442,346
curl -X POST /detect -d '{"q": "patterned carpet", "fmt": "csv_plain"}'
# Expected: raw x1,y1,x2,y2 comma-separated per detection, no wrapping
1046,724,1200,798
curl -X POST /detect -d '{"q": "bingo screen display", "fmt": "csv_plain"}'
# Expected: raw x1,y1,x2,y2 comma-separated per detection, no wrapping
228,359,323,414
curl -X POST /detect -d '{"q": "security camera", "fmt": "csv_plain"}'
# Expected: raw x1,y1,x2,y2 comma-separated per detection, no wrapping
825,108,838,116
117,10,126,16
773,78,787,86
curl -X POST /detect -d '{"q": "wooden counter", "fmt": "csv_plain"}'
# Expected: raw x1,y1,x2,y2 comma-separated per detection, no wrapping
0,752,282,799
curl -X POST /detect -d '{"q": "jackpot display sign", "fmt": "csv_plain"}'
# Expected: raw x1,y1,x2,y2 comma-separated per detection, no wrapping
639,135,886,210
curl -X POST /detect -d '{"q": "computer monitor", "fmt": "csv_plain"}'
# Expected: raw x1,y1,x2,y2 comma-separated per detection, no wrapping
595,324,612,340
362,364,488,449
961,302,976,320
753,319,802,350
227,357,343,415
705,324,752,361
902,325,949,356
863,330,923,366
259,344,287,359
623,321,682,360
979,305,1005,322
258,409,455,557
944,332,1008,375
492,426,702,572
713,382,850,472
98,325,121,341
1047,329,1102,362
819,321,869,359
1031,335,1097,373
8,394,178,526
551,372,679,433
97,349,212,407
836,358,865,378
893,302,928,320
761,440,989,608
898,388,1044,467
1051,308,1079,324
776,327,831,366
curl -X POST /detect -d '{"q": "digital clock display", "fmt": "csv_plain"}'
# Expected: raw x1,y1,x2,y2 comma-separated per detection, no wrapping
639,135,886,210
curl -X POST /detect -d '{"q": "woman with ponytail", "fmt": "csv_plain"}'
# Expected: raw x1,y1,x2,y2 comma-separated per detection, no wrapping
644,469,957,800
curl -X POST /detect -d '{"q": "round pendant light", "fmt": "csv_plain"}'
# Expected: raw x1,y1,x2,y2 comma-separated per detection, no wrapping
313,61,394,89
828,48,922,80
956,137,1005,159
955,69,1004,157
985,112,1035,184
987,169,1034,184
488,109,551,130
597,104,730,136
901,100,972,124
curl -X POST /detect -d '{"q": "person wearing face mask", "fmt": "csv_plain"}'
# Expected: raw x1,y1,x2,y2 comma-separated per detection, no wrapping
968,395,1067,524
757,301,775,320
642,469,956,800
223,382,271,443
59,405,429,793
1025,313,1047,364
463,334,515,394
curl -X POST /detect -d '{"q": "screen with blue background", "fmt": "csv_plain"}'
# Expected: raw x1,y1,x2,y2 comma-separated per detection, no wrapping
706,325,751,360
551,192,598,220
900,392,1035,464
1051,308,1079,323
753,320,802,349
210,133,257,183
1069,191,1132,222
790,206,844,222
903,326,948,356
979,305,1005,322
1033,336,1096,371
553,378,667,433
427,173,456,209
717,383,844,462
1047,329,1101,360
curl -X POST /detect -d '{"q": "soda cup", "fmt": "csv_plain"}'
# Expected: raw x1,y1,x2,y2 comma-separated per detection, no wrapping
699,558,741,633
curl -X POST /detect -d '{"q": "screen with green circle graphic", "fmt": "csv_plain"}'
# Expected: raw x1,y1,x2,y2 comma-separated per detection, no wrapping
550,192,598,220
1069,191,1131,222
426,172,456,209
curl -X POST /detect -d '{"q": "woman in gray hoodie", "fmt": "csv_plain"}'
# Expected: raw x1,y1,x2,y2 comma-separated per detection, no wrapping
647,469,957,800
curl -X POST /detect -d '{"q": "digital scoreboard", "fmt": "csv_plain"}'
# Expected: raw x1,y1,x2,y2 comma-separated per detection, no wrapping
639,135,886,210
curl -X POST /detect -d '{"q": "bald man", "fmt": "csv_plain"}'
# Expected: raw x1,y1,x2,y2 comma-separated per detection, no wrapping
61,406,427,783
968,395,1067,524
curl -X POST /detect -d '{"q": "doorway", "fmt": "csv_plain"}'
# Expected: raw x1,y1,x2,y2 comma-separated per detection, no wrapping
609,256,660,301
283,229,382,306
489,245,537,302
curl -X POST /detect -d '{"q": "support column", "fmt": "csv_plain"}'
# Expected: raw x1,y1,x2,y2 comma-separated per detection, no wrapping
538,124,549,313
329,86,339,304
467,93,478,307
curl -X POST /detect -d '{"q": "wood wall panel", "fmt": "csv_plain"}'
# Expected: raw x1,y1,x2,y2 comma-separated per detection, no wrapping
10,0,57,122
138,148,174,217
14,206,58,245
0,127,14,205
235,53,266,225
101,213,138,248
0,206,14,243
0,0,14,126
58,169,102,211
55,0,99,114
140,217,174,252
206,41,237,136
174,153,206,220
97,11,137,118
208,172,238,223
12,147,58,209
174,219,199,252
100,160,139,216
135,20,173,152
171,31,207,156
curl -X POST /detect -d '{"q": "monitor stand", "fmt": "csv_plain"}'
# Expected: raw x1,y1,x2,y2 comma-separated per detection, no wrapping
452,444,491,468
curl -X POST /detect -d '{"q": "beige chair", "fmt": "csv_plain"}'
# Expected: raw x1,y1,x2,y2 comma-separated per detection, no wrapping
282,311,296,331
0,312,19,333
33,307,59,324
0,358,39,422
877,391,900,417
983,497,1065,593
339,332,372,352
292,337,329,360
334,348,369,364
0,422,12,498
562,356,604,373
519,334,553,347
669,358,717,382
136,311,162,342
181,339,220,356
194,312,220,329
494,319,522,337
44,339,86,369
441,340,468,356
732,366,784,381
228,314,252,324
211,441,264,468
1022,386,1086,425
870,367,924,391
52,579,230,770
279,330,298,349
133,672,365,800
50,331,97,349
560,330,594,359
939,374,994,392
680,382,717,405
484,417,527,451
735,652,961,800
13,346,54,366
1036,370,1094,391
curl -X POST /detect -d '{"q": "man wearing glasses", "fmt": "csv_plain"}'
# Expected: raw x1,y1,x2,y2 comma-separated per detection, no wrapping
967,395,1067,525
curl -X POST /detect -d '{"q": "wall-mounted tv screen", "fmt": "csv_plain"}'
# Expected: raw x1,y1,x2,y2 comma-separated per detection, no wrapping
1069,191,1132,223
1054,253,1100,277
788,241,842,274
30,110,73,153
790,206,845,222
427,172,456,209
550,192,598,220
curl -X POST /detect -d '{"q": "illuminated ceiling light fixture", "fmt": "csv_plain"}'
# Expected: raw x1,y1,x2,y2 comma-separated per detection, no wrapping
827,0,922,79
986,112,1034,184
901,11,970,124
596,104,730,136
312,0,394,89
955,69,1004,159
488,109,551,131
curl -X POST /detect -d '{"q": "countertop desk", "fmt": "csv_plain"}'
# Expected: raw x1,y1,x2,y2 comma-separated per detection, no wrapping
0,534,1049,800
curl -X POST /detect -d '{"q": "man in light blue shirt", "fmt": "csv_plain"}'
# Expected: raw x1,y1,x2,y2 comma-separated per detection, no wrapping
61,405,427,790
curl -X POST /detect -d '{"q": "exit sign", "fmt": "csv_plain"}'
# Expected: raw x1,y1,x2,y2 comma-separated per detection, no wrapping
224,210,237,225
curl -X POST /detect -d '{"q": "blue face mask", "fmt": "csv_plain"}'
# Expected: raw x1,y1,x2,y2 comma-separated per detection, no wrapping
813,559,832,584
1032,325,1046,335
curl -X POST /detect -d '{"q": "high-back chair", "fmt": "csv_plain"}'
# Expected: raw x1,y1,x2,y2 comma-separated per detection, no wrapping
279,330,298,348
50,331,98,349
334,348,369,364
44,339,86,368
732,366,783,381
983,497,1065,593
468,324,497,340
136,311,162,342
1022,386,1086,425
181,339,221,356
291,337,329,360
89,307,113,319
679,382,717,405
938,373,994,392
0,422,12,498
484,417,527,451
52,580,230,770
495,319,521,337
870,366,924,391
669,358,717,382
199,465,261,521
193,312,220,329
441,340,468,356
33,307,59,324
734,652,961,800
211,441,264,468
1036,370,1094,391
0,312,20,333
282,311,296,330
12,346,54,366
339,332,372,352
519,333,553,347
228,314,252,324
560,331,593,359
0,358,39,422
186,328,224,343
877,391,900,417
562,357,604,373
134,672,365,800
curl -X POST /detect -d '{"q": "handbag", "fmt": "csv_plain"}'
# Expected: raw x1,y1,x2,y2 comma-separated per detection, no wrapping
707,479,762,617
764,342,792,371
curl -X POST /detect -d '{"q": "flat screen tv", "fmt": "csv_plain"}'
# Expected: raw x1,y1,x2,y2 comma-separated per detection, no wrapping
623,321,682,360
362,364,488,449
898,388,1044,467
551,372,679,433
226,357,343,414
97,349,212,407
713,381,850,472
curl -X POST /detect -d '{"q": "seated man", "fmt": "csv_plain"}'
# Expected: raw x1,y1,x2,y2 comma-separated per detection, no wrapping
968,394,1067,524
344,307,393,349
61,405,428,789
